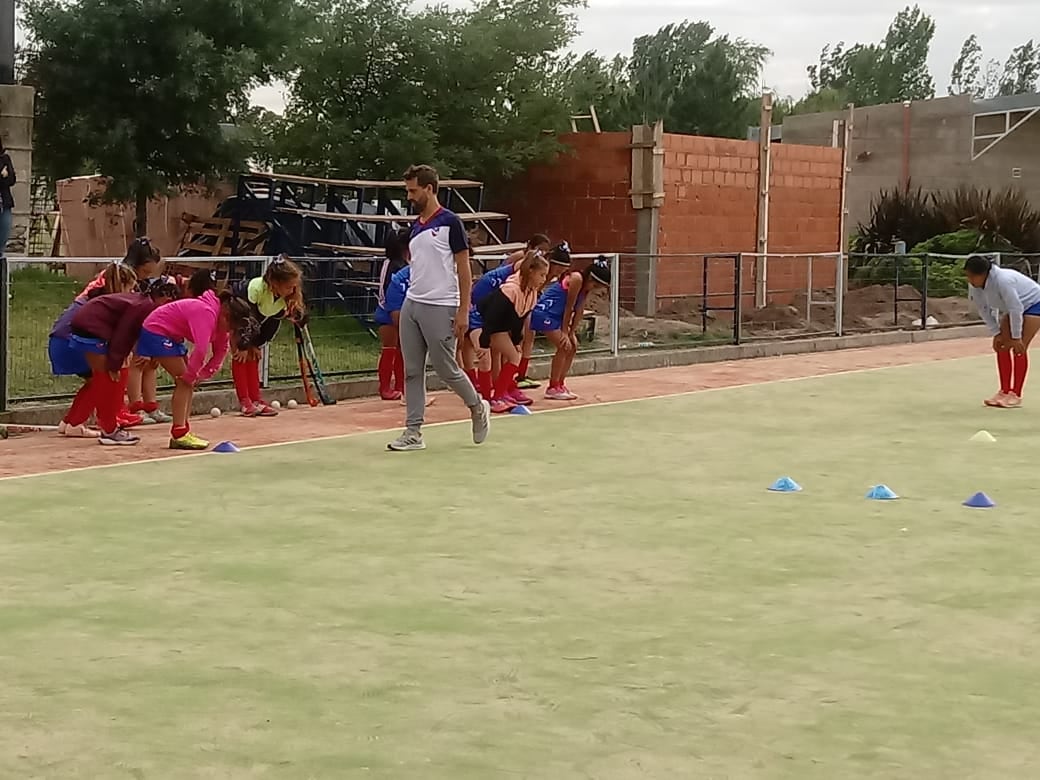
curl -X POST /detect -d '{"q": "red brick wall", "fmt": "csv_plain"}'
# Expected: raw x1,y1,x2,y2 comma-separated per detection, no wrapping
497,132,637,254
499,131,843,309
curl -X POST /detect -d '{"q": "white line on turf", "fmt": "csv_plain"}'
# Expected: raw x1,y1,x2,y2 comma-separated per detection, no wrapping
0,354,984,484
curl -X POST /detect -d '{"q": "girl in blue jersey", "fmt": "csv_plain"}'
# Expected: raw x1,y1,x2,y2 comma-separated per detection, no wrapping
464,255,525,400
477,252,550,413
516,241,572,395
531,256,611,400
375,228,411,400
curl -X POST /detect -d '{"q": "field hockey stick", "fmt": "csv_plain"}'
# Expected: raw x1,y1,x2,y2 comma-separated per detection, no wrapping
294,326,319,407
0,423,61,439
299,324,336,406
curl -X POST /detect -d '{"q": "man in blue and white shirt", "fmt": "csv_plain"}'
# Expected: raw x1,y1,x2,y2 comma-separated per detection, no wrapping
387,164,491,451
965,255,1040,408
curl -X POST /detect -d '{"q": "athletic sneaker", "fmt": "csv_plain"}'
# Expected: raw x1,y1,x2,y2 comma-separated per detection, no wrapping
147,409,173,424
998,393,1023,408
381,389,403,401
253,402,279,417
169,432,210,451
489,398,514,414
516,377,540,390
983,392,1007,407
387,429,426,451
118,410,145,428
544,386,572,401
560,385,579,400
59,421,100,438
472,399,491,444
240,401,258,417
99,429,140,446
507,389,534,406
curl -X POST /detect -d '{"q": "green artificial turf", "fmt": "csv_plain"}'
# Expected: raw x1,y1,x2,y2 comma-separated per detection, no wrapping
2,355,1039,778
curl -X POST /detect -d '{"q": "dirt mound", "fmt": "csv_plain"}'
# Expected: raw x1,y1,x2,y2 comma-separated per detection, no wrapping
843,285,976,329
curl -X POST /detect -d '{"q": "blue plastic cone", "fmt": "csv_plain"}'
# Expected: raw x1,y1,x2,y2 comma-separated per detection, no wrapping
866,484,899,500
509,405,533,415
768,477,802,493
213,441,240,454
963,492,995,508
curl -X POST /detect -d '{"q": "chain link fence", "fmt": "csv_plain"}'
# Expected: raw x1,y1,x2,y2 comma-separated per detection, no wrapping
0,250,1016,410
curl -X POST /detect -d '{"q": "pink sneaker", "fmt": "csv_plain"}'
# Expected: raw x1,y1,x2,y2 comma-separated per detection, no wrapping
508,389,534,406
544,385,571,401
489,398,515,414
560,385,579,400
984,392,1008,407
240,401,258,417
254,402,280,417
997,393,1022,408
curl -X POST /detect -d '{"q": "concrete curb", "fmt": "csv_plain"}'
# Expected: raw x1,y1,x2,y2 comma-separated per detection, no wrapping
1,325,988,426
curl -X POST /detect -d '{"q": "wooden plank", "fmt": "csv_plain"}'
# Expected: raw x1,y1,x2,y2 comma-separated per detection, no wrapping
278,207,508,223
311,241,526,256
247,171,483,189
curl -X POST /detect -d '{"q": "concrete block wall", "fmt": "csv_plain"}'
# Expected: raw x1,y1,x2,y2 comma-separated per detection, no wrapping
781,94,1040,239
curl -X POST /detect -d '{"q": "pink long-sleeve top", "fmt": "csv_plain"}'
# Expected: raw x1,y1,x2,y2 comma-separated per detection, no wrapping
142,290,229,384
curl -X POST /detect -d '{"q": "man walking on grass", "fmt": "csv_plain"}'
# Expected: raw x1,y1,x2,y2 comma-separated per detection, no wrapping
387,164,491,452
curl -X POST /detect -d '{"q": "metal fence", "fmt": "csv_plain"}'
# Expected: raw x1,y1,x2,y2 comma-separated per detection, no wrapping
0,252,621,408
1,250,1030,409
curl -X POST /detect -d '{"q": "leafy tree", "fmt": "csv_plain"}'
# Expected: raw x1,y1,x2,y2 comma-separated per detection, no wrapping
558,21,769,138
999,40,1040,96
949,37,1039,98
22,0,298,235
273,0,580,181
808,5,935,107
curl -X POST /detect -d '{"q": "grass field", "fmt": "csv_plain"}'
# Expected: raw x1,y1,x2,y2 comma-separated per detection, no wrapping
3,356,1040,778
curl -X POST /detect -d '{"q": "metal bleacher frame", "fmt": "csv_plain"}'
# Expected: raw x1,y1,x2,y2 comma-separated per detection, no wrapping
228,171,525,335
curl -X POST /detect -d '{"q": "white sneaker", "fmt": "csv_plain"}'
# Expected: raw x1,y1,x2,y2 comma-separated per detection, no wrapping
471,399,491,445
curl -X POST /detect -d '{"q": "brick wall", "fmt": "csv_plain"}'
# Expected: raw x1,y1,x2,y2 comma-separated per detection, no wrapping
499,130,843,309
497,132,637,254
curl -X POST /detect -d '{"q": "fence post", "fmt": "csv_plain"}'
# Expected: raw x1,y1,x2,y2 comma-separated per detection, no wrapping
609,253,620,357
0,257,8,412
835,251,845,337
260,255,272,388
733,253,742,345
921,255,929,329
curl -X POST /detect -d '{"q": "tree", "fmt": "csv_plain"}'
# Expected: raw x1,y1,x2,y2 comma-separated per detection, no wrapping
22,0,298,235
999,40,1040,96
950,35,983,97
808,5,935,107
558,21,769,138
949,37,1040,98
273,0,580,182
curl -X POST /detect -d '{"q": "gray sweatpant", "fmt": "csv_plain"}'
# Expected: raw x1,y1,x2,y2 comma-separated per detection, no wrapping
399,298,481,430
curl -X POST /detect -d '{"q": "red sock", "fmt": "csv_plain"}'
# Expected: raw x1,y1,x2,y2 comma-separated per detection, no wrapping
997,350,1013,394
247,359,262,402
392,348,404,392
92,370,121,434
1013,352,1029,396
171,423,190,439
143,401,158,413
465,368,478,386
377,348,396,395
477,369,494,400
129,400,146,413
517,357,530,379
64,379,95,427
231,360,251,405
495,362,519,400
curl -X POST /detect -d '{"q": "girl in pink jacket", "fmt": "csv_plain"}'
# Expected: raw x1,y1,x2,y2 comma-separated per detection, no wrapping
138,289,255,451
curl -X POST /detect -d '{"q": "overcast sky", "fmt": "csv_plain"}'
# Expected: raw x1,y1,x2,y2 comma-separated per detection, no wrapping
251,0,1023,112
